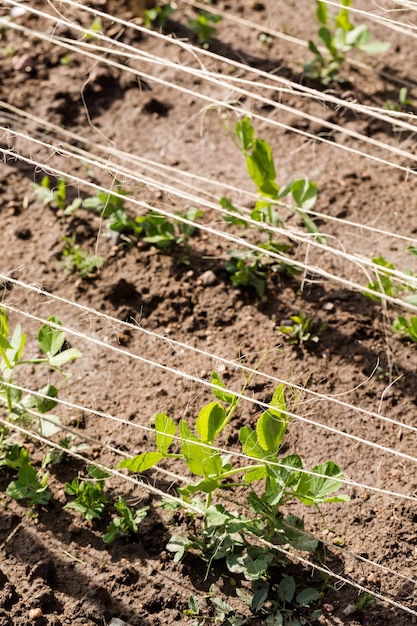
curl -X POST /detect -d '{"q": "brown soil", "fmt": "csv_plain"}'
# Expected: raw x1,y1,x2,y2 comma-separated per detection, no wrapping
1,1,417,625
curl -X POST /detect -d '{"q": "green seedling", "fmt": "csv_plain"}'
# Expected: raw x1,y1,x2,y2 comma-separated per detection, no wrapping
103,496,149,543
61,235,106,277
188,10,222,47
1,444,51,506
384,87,413,112
41,435,90,468
143,2,174,29
0,308,81,431
64,465,110,521
120,371,348,596
392,315,417,343
32,175,82,215
279,312,325,346
221,117,322,293
84,16,102,40
136,207,204,251
304,1,390,84
6,451,51,506
355,593,374,611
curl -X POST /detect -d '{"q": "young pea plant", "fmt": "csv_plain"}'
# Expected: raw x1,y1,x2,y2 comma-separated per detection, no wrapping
279,312,326,347
0,441,51,506
120,371,348,608
64,465,110,521
304,0,390,84
221,116,323,294
365,251,417,342
32,175,82,216
0,308,82,434
143,2,174,29
61,235,106,278
188,10,222,48
103,496,149,544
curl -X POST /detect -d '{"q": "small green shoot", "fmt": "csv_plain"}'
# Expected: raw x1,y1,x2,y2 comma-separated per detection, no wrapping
32,175,82,215
304,0,390,84
143,2,174,29
384,88,413,111
221,116,323,293
392,316,417,343
0,308,81,428
61,235,105,277
64,465,110,521
103,496,149,543
279,312,325,346
355,592,374,611
188,10,222,48
2,446,51,506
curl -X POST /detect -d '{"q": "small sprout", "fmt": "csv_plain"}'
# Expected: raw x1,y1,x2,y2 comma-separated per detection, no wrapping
103,496,149,543
304,0,390,84
61,235,106,277
64,465,110,521
187,10,222,48
279,312,325,346
143,2,174,29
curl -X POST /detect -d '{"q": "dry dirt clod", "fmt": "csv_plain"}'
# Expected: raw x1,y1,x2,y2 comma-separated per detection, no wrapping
199,270,217,286
28,608,43,620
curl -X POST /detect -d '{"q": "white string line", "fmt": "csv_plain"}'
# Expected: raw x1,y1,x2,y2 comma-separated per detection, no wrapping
0,414,203,514
4,134,417,307
303,0,417,36
177,0,417,92
7,4,417,170
3,393,417,603
3,302,417,484
2,397,416,604
2,376,417,510
5,1,417,172
43,0,417,131
36,0,417,108
4,121,409,288
2,274,417,439
3,101,417,252
258,537,417,619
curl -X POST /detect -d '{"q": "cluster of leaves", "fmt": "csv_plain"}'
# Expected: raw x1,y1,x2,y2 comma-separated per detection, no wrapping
279,312,327,347
185,576,320,626
365,250,417,343
304,0,390,84
0,436,51,506
143,2,175,29
221,117,323,295
33,176,204,271
0,308,81,431
188,10,222,48
120,371,348,621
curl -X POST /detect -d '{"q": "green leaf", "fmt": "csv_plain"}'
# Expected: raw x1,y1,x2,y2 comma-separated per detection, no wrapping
256,384,288,453
235,117,255,152
246,139,279,196
35,384,58,414
155,412,176,455
211,371,236,405
278,576,295,603
296,460,349,505
358,40,390,54
196,401,227,443
166,534,190,562
316,1,328,26
180,420,222,478
239,425,268,460
296,587,319,607
38,317,65,357
119,451,163,473
291,179,318,211
48,348,82,368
